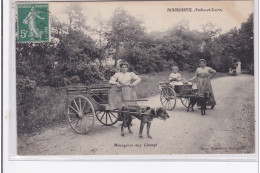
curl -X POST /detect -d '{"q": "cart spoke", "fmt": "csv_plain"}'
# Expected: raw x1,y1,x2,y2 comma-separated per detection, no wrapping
79,97,82,112
81,120,85,133
162,99,166,105
68,112,77,120
82,119,89,132
180,98,184,103
82,100,87,112
84,114,94,118
81,120,87,133
164,101,167,108
166,88,169,96
162,98,167,104
70,117,77,124
75,118,80,128
106,112,108,124
161,93,165,98
69,105,79,114
95,111,101,117
73,100,80,112
167,101,171,109
84,124,89,133
68,112,77,115
68,114,77,123
100,111,106,120
83,114,94,121
165,101,169,108
163,89,166,96
81,120,86,133
110,112,117,119
108,112,113,123
79,119,83,133
162,94,167,99
82,116,91,123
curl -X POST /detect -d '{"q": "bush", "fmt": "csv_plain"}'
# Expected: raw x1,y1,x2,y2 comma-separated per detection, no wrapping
17,76,37,135
17,85,68,135
17,76,36,105
133,56,168,74
47,62,109,87
103,66,117,81
122,47,169,74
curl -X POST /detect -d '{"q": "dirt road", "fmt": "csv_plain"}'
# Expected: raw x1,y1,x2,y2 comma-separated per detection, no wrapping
18,75,255,155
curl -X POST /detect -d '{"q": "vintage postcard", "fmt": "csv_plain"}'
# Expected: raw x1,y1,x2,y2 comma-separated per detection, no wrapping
12,0,256,158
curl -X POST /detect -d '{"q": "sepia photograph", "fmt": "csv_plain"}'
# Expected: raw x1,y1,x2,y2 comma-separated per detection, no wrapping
15,1,255,156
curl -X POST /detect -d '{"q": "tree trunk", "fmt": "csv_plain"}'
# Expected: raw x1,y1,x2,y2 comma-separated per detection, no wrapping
69,16,72,34
114,43,119,68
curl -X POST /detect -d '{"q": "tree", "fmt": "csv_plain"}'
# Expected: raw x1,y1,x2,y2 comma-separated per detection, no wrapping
201,22,222,41
202,13,253,72
236,13,254,67
65,3,88,33
106,8,145,67
90,13,111,68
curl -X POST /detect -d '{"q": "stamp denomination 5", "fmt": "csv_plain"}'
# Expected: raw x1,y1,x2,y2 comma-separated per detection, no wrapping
17,3,49,42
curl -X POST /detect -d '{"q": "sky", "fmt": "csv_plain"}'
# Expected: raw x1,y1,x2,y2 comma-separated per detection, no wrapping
50,1,253,34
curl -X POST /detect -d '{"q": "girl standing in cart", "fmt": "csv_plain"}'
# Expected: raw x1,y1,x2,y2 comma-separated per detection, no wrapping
108,61,141,109
188,59,216,109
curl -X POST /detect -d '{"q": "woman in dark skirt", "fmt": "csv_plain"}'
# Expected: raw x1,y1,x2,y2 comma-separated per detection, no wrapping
188,59,216,108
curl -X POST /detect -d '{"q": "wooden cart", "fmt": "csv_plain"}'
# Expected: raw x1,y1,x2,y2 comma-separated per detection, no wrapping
66,84,120,135
66,84,148,135
158,82,198,111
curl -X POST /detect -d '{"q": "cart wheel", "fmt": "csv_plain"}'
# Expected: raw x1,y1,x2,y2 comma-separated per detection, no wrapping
96,110,119,126
180,97,190,108
67,96,95,135
160,87,176,110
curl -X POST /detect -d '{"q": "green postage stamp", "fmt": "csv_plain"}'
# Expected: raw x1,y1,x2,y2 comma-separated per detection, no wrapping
17,3,49,42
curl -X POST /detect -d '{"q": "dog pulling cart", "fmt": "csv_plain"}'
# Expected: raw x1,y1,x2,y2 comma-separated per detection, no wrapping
158,82,198,111
66,84,148,135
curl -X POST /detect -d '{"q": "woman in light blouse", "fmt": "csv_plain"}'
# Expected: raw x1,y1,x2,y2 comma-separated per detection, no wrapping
188,59,216,108
109,61,141,108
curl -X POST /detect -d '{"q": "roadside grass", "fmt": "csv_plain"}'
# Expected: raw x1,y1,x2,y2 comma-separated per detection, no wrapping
17,70,228,136
17,87,68,136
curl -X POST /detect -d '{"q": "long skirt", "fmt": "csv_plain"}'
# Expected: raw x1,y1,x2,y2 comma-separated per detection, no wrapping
108,86,137,109
197,77,216,106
